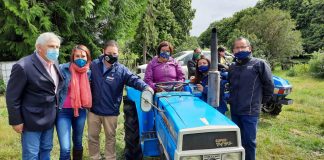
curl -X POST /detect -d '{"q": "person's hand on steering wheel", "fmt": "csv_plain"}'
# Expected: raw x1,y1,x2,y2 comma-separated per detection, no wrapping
155,81,188,92
156,87,165,92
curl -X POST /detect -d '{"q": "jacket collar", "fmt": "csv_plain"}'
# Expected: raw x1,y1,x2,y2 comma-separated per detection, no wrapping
31,52,56,85
235,56,252,66
151,56,176,66
31,52,63,85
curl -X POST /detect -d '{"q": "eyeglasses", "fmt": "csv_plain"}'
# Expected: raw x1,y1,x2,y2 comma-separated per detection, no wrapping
234,46,249,50
104,52,118,55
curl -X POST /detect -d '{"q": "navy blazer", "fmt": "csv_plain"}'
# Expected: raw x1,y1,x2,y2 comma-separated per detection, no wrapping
6,52,63,131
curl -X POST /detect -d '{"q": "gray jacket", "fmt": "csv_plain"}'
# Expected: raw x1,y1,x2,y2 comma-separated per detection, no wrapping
228,57,274,116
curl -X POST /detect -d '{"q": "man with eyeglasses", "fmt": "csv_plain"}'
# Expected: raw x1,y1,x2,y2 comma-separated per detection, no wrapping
87,40,153,160
228,37,274,160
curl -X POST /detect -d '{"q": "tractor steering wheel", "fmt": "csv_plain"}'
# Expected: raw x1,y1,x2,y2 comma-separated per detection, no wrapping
155,81,188,92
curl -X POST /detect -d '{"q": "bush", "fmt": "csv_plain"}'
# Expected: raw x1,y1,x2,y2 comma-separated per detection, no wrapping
309,50,324,78
286,68,297,77
286,64,309,77
0,79,5,95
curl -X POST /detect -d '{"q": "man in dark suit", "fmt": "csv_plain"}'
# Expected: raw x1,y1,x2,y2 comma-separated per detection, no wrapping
6,32,63,160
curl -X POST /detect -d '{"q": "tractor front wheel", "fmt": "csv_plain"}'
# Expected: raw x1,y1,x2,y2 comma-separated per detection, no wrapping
262,102,282,116
124,97,143,160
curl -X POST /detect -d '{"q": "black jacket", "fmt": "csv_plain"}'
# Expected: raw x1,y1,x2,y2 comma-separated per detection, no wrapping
187,59,196,79
228,57,274,116
6,53,63,131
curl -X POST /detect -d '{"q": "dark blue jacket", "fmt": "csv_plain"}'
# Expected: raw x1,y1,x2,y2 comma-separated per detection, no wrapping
200,75,209,102
6,52,63,131
90,57,147,116
199,74,228,114
229,57,274,116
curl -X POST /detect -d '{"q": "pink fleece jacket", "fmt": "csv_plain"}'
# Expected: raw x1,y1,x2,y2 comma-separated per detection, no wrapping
144,56,185,90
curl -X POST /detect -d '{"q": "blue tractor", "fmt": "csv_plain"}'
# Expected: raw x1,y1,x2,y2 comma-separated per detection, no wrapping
261,76,293,115
124,82,245,160
123,28,293,159
123,28,245,160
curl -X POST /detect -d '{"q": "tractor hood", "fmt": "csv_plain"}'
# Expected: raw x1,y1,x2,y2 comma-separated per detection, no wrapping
273,75,292,88
155,92,236,131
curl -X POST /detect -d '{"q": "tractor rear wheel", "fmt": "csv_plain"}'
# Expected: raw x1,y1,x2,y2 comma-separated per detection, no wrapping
124,97,143,160
262,102,282,116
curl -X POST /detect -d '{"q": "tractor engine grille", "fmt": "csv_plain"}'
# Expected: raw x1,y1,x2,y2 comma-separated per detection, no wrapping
182,131,238,151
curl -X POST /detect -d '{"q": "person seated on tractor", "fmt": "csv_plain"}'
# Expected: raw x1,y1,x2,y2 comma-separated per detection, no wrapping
187,47,202,79
190,57,228,115
218,47,230,70
144,41,185,92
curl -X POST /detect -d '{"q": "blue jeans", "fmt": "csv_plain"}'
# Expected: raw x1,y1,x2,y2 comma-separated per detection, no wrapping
21,127,54,160
56,108,86,160
231,114,258,160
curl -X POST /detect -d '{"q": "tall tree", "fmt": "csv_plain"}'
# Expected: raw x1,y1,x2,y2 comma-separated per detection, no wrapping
170,0,195,43
154,0,181,46
256,0,324,53
102,0,148,47
0,0,148,62
237,8,303,66
131,0,158,63
198,7,259,48
0,0,53,60
131,0,195,63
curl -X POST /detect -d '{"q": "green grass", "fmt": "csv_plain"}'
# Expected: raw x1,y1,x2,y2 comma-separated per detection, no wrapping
0,71,323,159
256,70,324,160
0,98,126,160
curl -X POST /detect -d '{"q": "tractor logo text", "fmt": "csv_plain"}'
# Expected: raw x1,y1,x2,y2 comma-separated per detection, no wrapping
215,138,233,147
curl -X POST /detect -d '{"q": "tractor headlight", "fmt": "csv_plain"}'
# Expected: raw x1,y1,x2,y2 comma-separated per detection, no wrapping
221,152,241,160
180,155,202,160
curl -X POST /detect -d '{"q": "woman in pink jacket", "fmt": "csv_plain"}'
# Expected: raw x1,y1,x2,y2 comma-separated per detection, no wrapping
144,41,185,92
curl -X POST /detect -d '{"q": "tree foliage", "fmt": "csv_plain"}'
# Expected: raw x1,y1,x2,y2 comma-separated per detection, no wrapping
0,0,148,62
256,0,324,53
198,7,303,67
175,36,200,53
102,0,148,47
0,0,195,65
131,0,195,63
170,0,195,43
309,49,324,78
237,9,303,66
198,7,259,48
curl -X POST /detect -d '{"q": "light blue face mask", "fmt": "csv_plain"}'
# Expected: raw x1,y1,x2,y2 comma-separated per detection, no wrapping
46,48,59,62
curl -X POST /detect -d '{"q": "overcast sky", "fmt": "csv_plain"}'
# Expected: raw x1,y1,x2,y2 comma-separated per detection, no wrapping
190,0,259,36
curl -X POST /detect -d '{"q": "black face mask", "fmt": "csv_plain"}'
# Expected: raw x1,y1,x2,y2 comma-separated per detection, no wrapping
104,54,118,64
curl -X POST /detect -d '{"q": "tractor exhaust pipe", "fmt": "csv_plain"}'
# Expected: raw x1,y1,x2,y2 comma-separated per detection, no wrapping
207,28,220,108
